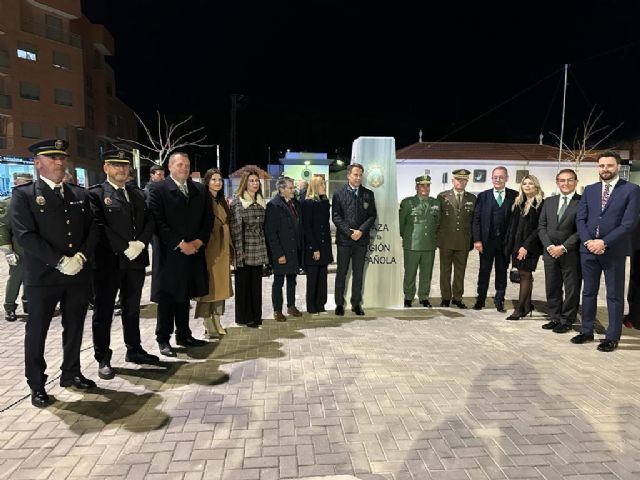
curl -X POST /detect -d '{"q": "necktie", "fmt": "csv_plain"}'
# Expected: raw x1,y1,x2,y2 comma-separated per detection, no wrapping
287,200,298,219
53,185,63,201
496,191,503,207
456,192,462,208
601,183,610,211
179,184,188,198
557,196,568,221
115,187,128,203
352,187,358,198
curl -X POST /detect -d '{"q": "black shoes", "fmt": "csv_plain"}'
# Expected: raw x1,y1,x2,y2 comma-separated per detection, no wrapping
352,305,365,316
176,336,207,347
495,302,506,313
451,299,467,309
440,300,450,307
158,342,177,357
60,375,97,389
570,333,594,344
31,389,50,408
553,323,573,334
335,305,345,316
404,300,413,308
505,314,521,321
542,320,560,330
5,311,17,322
126,350,160,364
597,339,618,352
472,301,484,310
420,299,432,308
98,361,115,380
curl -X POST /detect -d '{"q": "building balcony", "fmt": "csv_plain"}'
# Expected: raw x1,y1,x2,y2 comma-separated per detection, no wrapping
26,0,81,19
21,17,82,48
0,94,11,110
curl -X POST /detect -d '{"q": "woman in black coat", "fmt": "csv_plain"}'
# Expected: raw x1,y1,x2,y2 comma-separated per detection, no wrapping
504,174,544,320
301,175,334,314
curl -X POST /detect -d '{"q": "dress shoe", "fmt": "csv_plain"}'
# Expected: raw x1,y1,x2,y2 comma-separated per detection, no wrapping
623,315,639,329
472,301,484,310
98,361,115,380
542,320,560,330
451,299,467,309
5,311,17,322
158,342,177,357
126,350,159,364
60,375,97,389
440,300,450,307
597,339,618,352
404,299,413,308
420,299,432,308
246,322,261,328
552,323,573,334
570,333,594,344
351,305,365,315
505,314,521,321
495,302,506,313
176,336,207,347
274,310,287,322
287,306,303,317
335,305,345,316
31,389,50,408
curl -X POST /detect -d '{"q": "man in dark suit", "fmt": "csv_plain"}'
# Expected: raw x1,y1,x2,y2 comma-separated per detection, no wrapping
624,220,640,329
11,139,99,407
332,163,377,316
88,150,158,380
471,166,518,312
148,152,213,357
572,151,640,352
538,168,582,334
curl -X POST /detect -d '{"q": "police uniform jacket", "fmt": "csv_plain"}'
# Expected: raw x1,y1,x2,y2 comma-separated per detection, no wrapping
331,184,377,247
399,195,441,251
89,181,155,271
10,179,98,286
264,194,303,275
436,189,477,251
301,197,333,266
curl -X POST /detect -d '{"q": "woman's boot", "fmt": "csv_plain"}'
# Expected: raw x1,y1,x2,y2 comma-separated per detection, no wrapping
213,314,227,336
203,316,218,338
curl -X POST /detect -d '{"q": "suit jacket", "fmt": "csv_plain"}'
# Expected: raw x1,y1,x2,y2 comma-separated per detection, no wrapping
301,197,333,266
264,195,303,275
538,193,581,252
148,177,213,302
89,181,155,271
576,179,640,256
10,179,98,286
472,187,518,245
331,184,377,247
437,189,476,251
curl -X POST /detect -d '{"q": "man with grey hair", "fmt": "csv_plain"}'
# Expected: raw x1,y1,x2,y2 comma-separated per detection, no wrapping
265,176,303,321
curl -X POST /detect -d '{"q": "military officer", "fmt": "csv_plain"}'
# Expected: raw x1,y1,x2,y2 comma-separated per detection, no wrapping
11,139,99,407
88,149,158,380
0,172,33,321
399,175,441,307
437,169,477,308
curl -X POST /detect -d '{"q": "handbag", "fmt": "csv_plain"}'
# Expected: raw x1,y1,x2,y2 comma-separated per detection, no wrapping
509,268,520,284
262,264,273,277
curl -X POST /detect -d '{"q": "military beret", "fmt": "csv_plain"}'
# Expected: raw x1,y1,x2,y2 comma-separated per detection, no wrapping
452,169,471,180
415,175,431,185
103,149,132,164
28,139,69,157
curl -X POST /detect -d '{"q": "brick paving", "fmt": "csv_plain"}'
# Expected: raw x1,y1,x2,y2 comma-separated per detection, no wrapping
1,252,639,480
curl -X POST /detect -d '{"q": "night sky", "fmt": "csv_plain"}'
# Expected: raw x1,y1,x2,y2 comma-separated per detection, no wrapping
81,0,640,173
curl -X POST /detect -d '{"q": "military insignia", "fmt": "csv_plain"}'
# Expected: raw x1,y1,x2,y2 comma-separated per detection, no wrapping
104,197,113,206
367,165,384,188
36,196,46,205
363,202,369,209
118,150,125,159
55,140,63,150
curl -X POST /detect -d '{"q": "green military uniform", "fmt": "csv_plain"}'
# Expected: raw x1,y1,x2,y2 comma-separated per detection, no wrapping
399,176,441,304
437,169,477,307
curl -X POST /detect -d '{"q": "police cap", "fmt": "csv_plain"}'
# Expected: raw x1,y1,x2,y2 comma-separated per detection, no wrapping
28,139,69,157
103,149,132,164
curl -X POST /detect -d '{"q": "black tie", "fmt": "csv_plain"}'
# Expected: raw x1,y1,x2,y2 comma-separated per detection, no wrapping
115,188,128,203
53,185,63,201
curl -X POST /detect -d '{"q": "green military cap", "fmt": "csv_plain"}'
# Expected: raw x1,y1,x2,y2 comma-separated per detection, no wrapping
415,175,431,185
13,172,33,181
452,168,471,180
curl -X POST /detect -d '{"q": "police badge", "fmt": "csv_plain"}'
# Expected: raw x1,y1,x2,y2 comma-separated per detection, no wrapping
55,139,64,150
367,165,384,189
118,151,125,159
36,196,46,206
104,197,113,206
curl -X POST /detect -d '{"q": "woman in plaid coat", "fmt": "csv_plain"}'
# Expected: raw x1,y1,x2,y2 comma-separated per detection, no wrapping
230,169,268,327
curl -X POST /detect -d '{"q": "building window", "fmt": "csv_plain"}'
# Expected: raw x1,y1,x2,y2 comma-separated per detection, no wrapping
17,41,37,61
21,121,41,139
0,50,9,68
45,15,64,43
19,81,40,101
85,105,94,128
84,74,93,97
54,88,72,106
0,117,8,149
53,51,71,70
56,126,68,141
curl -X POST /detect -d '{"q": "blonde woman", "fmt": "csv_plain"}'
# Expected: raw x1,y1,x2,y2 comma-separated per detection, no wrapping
504,175,544,320
195,168,232,338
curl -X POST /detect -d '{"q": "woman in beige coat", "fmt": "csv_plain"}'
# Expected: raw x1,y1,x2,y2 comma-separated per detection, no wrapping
195,168,233,337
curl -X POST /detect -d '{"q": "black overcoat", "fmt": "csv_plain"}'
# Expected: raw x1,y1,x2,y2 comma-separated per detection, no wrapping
264,195,302,275
301,197,333,266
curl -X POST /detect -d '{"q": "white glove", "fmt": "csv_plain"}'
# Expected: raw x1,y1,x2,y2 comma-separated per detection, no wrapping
57,255,83,275
123,240,145,261
4,252,18,266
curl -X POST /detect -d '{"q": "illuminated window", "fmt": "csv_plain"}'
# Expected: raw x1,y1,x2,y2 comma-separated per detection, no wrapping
17,41,37,61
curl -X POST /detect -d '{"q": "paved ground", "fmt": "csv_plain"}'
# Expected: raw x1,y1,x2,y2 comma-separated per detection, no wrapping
1,252,639,480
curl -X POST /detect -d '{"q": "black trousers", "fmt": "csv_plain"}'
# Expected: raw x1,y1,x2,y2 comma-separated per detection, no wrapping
476,238,508,303
306,265,328,313
543,251,581,325
272,273,297,311
627,247,640,327
335,244,367,307
235,265,263,325
92,268,145,361
24,282,91,390
155,292,191,343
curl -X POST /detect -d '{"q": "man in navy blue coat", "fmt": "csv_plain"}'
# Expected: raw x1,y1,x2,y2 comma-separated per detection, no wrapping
471,166,518,312
572,151,640,352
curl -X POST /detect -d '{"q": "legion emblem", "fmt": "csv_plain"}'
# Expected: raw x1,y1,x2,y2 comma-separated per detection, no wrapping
36,196,46,206
367,165,384,189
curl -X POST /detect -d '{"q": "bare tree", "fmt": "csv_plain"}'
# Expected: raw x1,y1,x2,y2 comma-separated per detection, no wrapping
119,111,214,166
551,107,623,173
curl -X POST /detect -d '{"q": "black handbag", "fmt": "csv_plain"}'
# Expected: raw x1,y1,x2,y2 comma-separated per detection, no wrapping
509,268,520,284
262,264,273,277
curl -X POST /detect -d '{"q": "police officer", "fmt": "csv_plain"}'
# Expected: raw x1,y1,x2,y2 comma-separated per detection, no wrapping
0,172,33,321
11,139,98,407
437,169,477,308
88,150,158,380
399,175,441,307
